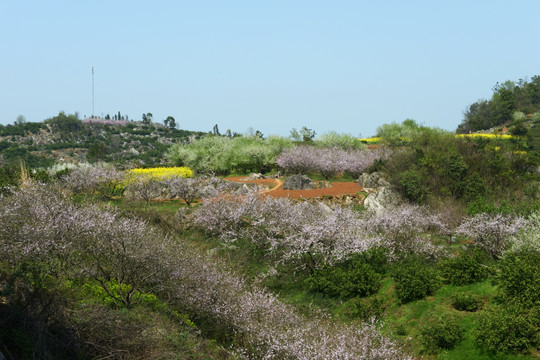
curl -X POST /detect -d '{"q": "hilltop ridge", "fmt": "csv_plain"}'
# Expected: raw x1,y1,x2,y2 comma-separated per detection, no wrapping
0,113,207,168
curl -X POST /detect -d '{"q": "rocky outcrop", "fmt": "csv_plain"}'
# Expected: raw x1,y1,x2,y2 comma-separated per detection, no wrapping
307,193,366,210
221,181,260,194
199,185,220,198
283,174,314,190
358,172,403,214
358,172,390,188
363,186,403,215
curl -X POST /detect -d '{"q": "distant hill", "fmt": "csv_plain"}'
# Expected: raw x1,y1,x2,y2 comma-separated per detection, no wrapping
0,113,207,168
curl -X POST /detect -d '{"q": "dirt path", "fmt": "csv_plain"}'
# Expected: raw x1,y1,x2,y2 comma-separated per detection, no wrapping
260,179,284,194
225,177,362,199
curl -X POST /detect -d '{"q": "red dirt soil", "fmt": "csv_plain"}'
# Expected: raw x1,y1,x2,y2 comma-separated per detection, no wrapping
225,177,363,199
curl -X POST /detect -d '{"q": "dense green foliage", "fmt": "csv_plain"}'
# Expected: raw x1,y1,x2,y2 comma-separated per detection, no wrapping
376,118,447,146
494,250,540,307
45,111,83,132
381,125,539,211
420,316,465,352
392,258,440,304
451,293,482,312
474,305,539,354
167,135,293,174
0,121,45,137
399,169,428,203
439,249,490,286
529,113,540,153
306,253,384,298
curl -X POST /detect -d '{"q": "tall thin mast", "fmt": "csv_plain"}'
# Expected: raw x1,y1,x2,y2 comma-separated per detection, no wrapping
91,66,95,118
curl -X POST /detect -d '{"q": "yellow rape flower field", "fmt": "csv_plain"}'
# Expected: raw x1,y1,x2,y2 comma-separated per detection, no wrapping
358,137,382,144
359,134,519,144
123,166,193,185
455,133,516,140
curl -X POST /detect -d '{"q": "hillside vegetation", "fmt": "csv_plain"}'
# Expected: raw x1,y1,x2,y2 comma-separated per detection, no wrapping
1,78,540,359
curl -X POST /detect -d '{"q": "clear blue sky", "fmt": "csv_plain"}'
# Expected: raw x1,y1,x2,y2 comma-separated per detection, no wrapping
1,1,539,137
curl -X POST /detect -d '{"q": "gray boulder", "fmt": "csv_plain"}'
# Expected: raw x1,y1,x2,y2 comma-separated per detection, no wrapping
199,185,219,198
246,173,266,180
235,183,254,195
364,186,403,215
283,174,314,190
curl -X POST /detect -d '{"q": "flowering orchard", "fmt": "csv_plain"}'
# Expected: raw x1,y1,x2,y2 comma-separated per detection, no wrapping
0,182,172,308
276,146,390,179
456,213,528,258
193,191,538,266
192,192,450,268
59,162,125,197
0,182,412,359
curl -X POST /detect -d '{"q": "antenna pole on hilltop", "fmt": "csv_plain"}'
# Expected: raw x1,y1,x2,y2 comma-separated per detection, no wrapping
91,66,95,118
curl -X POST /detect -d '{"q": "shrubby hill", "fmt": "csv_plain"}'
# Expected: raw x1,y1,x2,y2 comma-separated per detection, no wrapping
0,112,207,168
372,119,539,216
457,76,540,154
457,75,540,133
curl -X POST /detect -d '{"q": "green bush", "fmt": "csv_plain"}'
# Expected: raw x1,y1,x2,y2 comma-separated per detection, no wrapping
30,169,50,183
306,256,382,298
466,196,514,216
462,172,486,200
392,258,440,303
315,131,366,150
444,153,469,197
420,316,465,352
474,305,539,354
354,247,389,275
340,295,386,320
399,169,428,203
0,164,20,194
494,250,540,307
451,293,482,312
439,249,490,286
